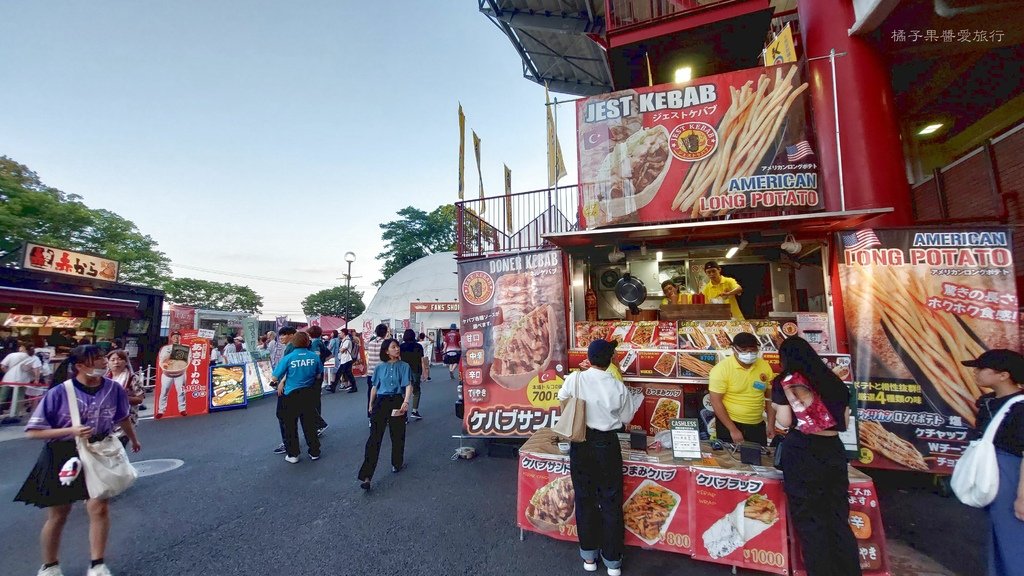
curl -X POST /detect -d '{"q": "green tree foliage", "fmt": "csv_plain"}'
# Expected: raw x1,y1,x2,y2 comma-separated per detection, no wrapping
375,204,456,286
300,286,366,318
163,277,263,314
0,156,171,286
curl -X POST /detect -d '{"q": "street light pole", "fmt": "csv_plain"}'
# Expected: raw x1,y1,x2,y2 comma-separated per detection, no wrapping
343,251,356,323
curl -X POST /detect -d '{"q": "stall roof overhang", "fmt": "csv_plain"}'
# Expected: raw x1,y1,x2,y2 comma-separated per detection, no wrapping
0,286,143,315
479,0,613,96
543,208,894,248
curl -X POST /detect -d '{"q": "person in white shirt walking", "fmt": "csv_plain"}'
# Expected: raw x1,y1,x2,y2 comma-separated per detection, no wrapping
557,339,641,576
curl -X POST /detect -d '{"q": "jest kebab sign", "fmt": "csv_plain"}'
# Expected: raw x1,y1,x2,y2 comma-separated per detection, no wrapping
577,63,821,228
458,250,568,437
838,227,1018,474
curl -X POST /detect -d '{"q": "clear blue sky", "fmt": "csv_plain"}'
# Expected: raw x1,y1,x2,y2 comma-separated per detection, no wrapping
0,1,579,318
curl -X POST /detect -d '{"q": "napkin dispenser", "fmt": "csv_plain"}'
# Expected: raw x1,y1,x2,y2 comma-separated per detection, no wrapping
739,441,762,465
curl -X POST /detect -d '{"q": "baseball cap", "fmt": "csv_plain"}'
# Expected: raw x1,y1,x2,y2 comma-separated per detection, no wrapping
704,261,721,271
450,323,458,329
961,349,1024,383
587,339,616,367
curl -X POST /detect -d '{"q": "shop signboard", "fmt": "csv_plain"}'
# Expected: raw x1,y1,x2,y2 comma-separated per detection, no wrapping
254,360,276,396
690,468,789,574
153,329,210,419
242,317,260,360
22,242,119,282
517,452,693,555
838,227,1019,474
577,63,820,229
168,305,196,333
410,301,460,313
458,249,568,437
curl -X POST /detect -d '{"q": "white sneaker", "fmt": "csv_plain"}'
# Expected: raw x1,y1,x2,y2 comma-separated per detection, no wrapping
86,564,113,576
607,567,621,576
582,560,597,572
284,455,299,464
36,565,63,576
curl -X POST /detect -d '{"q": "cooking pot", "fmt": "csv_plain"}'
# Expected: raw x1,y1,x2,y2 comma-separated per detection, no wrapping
615,273,647,315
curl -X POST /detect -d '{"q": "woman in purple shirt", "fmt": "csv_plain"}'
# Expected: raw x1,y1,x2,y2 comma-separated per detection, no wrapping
15,345,142,576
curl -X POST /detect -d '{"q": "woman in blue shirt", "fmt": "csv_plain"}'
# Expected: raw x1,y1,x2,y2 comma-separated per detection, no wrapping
358,338,412,490
270,332,322,463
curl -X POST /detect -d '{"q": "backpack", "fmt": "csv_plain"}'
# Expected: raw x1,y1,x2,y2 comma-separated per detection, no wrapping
349,336,361,362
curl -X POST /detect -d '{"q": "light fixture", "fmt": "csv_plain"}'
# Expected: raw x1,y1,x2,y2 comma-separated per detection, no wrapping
917,123,943,136
608,246,626,263
674,66,693,83
781,234,802,254
726,235,747,259
656,251,663,262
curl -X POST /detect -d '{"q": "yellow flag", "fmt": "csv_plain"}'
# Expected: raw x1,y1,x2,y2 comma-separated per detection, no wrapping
458,104,465,200
473,130,485,214
766,24,797,65
504,164,513,233
545,86,568,188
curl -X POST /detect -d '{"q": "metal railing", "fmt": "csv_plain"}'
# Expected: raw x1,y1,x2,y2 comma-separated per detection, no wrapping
456,185,582,258
606,0,737,32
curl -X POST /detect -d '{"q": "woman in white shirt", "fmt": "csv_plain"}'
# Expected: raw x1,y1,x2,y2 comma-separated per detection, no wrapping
1,342,43,417
556,339,640,576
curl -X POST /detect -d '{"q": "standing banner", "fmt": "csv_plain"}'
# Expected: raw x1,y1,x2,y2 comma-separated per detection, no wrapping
838,227,1018,473
458,103,466,200
546,85,567,187
577,63,820,228
504,164,513,233
459,249,567,436
275,316,288,330
242,317,260,360
765,24,797,65
154,329,210,419
168,305,196,333
690,468,789,574
473,130,485,213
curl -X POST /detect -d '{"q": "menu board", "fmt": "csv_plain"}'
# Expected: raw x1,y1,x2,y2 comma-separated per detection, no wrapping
574,320,677,349
838,227,1018,474
690,468,789,574
210,364,247,411
518,452,693,555
3,314,49,328
458,250,568,437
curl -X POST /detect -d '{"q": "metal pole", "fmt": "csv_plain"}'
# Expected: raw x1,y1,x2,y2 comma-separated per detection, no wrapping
830,48,846,212
346,261,352,290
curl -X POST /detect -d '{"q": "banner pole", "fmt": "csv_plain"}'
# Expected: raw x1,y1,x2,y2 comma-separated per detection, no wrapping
830,48,845,212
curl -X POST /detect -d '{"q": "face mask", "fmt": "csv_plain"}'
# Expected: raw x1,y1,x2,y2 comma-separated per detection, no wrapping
89,368,107,378
736,352,759,364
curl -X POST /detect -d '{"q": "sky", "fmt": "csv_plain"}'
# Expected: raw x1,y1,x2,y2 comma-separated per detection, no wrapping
0,1,581,320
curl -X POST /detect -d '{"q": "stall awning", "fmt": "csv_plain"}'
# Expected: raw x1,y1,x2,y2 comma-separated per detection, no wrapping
0,286,142,315
543,208,894,248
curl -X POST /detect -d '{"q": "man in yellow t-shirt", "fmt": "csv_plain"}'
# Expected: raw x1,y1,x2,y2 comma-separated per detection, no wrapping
702,261,744,319
707,332,775,446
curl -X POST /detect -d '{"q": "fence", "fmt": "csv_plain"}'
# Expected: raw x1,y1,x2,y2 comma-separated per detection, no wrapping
456,185,581,258
606,0,736,32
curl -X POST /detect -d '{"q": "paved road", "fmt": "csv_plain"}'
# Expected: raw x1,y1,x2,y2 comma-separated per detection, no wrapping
0,366,985,576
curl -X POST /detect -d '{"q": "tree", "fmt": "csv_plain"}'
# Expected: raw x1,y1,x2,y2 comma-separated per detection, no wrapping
375,204,456,286
0,156,172,286
163,277,263,314
301,286,366,318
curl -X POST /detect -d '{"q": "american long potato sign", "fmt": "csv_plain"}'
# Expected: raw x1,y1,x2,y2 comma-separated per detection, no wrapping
458,250,568,437
839,227,1018,474
577,63,820,228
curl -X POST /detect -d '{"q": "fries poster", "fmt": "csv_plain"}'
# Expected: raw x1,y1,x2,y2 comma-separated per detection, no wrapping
690,468,789,574
517,452,693,555
838,227,1019,473
458,250,568,437
577,63,821,228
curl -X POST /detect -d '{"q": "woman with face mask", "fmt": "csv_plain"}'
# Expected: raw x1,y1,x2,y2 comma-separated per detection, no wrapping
15,345,141,576
105,350,144,450
707,332,776,446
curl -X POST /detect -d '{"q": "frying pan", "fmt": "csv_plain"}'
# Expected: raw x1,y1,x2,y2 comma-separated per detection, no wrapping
615,273,647,315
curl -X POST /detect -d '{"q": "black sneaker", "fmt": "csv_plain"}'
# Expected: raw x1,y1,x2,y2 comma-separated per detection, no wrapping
273,443,286,454
410,411,423,421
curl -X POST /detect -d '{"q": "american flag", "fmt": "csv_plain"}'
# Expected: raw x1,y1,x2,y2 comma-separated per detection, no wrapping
841,230,882,251
786,140,814,162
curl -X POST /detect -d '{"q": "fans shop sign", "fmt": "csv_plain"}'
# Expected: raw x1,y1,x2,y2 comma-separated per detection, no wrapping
410,302,460,313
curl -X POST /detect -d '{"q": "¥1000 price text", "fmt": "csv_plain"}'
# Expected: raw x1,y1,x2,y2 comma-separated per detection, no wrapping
743,548,785,568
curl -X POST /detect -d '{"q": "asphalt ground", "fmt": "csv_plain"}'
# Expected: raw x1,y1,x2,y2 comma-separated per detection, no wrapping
0,365,986,576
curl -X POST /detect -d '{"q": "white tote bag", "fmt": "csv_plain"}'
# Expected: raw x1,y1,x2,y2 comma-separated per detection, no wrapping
951,395,1024,508
63,380,138,499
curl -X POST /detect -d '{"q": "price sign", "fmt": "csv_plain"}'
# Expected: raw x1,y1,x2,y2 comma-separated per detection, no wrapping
670,418,701,459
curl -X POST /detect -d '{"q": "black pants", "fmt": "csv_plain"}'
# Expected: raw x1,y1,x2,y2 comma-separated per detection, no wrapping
715,419,768,446
781,431,861,576
314,385,327,430
331,361,356,391
277,386,321,458
569,428,624,563
358,395,406,480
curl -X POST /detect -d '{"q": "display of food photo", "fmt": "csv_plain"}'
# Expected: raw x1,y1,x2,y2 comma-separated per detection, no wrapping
623,480,681,546
211,366,245,407
525,476,575,532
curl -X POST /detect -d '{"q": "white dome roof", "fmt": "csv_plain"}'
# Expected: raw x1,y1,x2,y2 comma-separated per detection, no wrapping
349,251,459,333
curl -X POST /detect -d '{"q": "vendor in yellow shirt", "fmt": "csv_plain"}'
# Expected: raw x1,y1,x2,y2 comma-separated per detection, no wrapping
701,261,744,319
660,280,689,305
707,332,775,446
